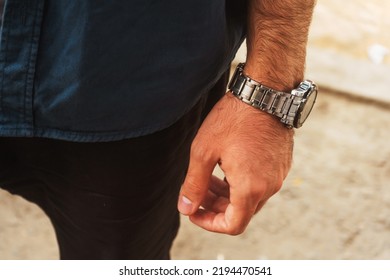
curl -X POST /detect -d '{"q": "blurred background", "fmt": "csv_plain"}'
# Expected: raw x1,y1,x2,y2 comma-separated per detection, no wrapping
1,0,389,259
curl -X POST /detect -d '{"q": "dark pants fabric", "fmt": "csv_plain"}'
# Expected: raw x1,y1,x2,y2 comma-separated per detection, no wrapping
0,73,227,259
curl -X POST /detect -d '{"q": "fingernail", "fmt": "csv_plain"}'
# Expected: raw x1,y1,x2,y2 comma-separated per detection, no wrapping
179,195,193,215
182,195,192,205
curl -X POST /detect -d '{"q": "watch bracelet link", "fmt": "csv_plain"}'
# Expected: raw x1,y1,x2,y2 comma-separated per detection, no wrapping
228,63,302,128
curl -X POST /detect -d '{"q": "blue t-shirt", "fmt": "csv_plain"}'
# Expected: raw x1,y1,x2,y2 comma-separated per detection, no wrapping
0,0,246,142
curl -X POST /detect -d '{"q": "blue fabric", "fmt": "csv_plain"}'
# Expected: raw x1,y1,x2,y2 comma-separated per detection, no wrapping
0,0,245,142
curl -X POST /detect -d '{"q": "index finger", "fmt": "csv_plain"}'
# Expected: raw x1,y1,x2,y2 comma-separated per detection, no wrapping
189,181,262,235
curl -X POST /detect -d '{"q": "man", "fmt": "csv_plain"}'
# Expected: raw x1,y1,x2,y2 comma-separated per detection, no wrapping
0,0,316,259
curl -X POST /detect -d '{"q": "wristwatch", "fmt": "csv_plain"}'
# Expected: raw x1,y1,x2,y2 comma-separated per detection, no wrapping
228,63,318,128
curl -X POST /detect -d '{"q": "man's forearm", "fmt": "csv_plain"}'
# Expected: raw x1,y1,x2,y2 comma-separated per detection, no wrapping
245,0,316,91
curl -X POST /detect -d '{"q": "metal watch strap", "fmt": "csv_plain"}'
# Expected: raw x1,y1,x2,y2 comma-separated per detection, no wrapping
228,63,301,128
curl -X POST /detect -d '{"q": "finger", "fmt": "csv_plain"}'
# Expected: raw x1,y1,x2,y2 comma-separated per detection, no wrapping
189,202,254,235
189,209,224,232
209,175,230,198
200,190,230,213
178,144,218,216
199,175,230,213
190,173,268,234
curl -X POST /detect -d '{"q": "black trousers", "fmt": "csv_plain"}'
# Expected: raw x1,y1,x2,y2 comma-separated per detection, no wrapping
0,73,227,259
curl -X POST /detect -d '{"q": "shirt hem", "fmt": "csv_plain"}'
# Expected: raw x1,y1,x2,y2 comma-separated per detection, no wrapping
0,120,181,142
0,89,208,142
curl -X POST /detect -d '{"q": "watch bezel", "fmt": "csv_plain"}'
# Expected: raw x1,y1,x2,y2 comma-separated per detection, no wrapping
293,81,318,128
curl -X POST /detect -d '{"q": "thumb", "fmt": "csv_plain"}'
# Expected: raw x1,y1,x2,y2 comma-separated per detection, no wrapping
178,146,218,216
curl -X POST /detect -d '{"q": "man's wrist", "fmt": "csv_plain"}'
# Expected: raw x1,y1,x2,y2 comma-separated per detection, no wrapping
228,63,318,129
242,62,301,92
226,92,291,133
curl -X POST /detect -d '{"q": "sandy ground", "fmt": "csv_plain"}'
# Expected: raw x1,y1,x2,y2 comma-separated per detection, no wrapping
1,90,389,260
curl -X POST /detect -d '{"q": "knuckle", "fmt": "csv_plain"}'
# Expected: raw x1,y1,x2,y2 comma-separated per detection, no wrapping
190,141,214,163
251,185,267,198
273,175,285,193
225,215,249,236
226,226,245,236
257,174,285,196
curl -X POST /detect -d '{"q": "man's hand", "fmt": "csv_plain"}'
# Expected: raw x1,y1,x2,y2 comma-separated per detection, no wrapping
178,93,294,235
177,0,314,235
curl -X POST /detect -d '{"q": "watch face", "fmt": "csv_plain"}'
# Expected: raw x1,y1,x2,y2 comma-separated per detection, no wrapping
294,85,317,128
